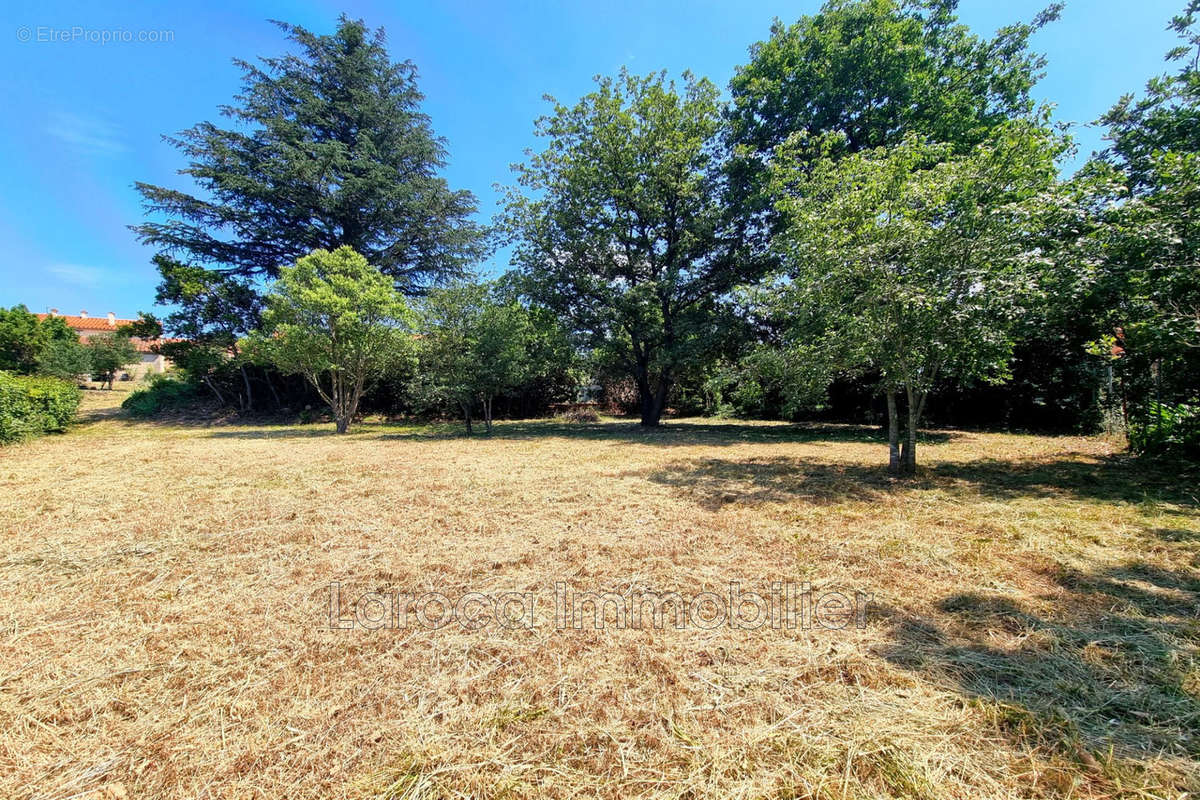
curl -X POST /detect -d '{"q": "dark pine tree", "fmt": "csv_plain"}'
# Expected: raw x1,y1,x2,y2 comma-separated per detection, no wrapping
133,16,486,292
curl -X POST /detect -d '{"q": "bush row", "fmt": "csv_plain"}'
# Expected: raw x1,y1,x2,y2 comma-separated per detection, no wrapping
121,374,202,417
0,371,81,443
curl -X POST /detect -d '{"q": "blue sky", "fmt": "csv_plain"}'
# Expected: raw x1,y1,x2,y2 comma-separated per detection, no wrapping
0,0,1186,318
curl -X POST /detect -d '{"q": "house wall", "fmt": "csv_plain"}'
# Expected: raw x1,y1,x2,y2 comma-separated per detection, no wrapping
119,354,168,381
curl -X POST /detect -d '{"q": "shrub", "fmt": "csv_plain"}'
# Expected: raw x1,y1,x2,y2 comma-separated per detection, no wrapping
36,337,91,381
0,371,81,443
1129,402,1200,457
122,374,201,417
559,408,600,423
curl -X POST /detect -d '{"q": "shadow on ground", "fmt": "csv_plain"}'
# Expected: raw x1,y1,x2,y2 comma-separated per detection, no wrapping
203,418,957,448
642,452,1200,509
873,558,1200,791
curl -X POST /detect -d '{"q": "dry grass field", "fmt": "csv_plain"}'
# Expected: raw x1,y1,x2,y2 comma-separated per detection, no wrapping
1,389,1198,799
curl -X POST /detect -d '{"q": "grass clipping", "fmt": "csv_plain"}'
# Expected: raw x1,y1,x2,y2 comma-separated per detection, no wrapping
1,396,1197,798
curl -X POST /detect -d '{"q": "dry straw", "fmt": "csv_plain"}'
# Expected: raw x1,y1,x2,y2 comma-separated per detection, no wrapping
1,390,1196,798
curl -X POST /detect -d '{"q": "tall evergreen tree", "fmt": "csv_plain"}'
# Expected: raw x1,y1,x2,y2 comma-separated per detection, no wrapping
133,16,485,291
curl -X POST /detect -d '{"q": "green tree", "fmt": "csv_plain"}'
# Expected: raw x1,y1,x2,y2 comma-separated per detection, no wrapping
152,256,263,410
726,0,1060,247
415,282,533,434
254,246,412,433
86,334,139,390
1075,3,1200,448
133,16,484,291
1,309,92,382
0,305,45,374
1098,2,1200,193
36,338,90,382
505,69,756,427
770,122,1062,472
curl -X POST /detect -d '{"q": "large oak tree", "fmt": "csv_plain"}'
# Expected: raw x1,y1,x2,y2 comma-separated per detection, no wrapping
505,69,757,427
725,0,1061,248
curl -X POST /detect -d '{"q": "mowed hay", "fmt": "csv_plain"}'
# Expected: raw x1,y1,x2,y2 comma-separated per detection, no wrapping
1,399,1197,799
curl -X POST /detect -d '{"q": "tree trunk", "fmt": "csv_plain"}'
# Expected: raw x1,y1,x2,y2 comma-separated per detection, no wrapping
263,367,281,409
483,394,493,433
637,372,670,427
899,386,919,474
240,365,254,412
461,401,473,435
202,375,226,406
886,391,901,474
335,416,350,434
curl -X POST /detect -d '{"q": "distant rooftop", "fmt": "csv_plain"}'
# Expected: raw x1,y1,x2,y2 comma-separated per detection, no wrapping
37,309,132,331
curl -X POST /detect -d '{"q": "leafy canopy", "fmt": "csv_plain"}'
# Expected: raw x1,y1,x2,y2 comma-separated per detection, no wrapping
86,334,139,389
770,121,1064,466
728,0,1060,159
505,69,756,425
415,282,534,431
0,306,89,377
255,246,412,432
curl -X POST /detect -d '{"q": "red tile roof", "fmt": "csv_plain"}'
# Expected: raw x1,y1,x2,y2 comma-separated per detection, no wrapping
35,313,168,355
36,313,135,331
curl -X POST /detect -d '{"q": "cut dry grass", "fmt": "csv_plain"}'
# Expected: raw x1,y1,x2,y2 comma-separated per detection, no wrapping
1,395,1197,799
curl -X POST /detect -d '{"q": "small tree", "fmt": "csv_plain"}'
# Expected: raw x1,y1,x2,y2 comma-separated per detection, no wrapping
416,283,532,433
87,334,139,389
37,338,91,381
32,314,90,380
255,246,411,433
0,305,45,374
771,122,1061,472
151,256,265,410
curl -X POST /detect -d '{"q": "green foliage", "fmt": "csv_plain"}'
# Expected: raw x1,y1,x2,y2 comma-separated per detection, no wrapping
414,282,554,433
86,333,139,389
133,16,484,290
700,348,805,420
1064,4,1200,443
0,305,47,374
725,0,1060,248
1129,402,1200,456
36,337,91,381
38,315,80,344
254,246,412,433
147,255,265,410
505,69,757,426
1098,1,1200,192
0,372,81,443
729,0,1058,158
0,307,103,382
770,121,1063,469
122,374,201,418
120,311,164,341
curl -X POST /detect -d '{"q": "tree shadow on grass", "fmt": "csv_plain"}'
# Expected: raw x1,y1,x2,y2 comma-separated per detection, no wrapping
381,419,950,447
204,426,371,439
928,455,1199,507
873,559,1200,792
203,418,957,447
642,451,1200,509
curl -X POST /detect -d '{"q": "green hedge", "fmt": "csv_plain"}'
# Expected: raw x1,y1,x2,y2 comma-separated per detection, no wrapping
1129,402,1200,457
0,372,81,443
121,374,200,417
